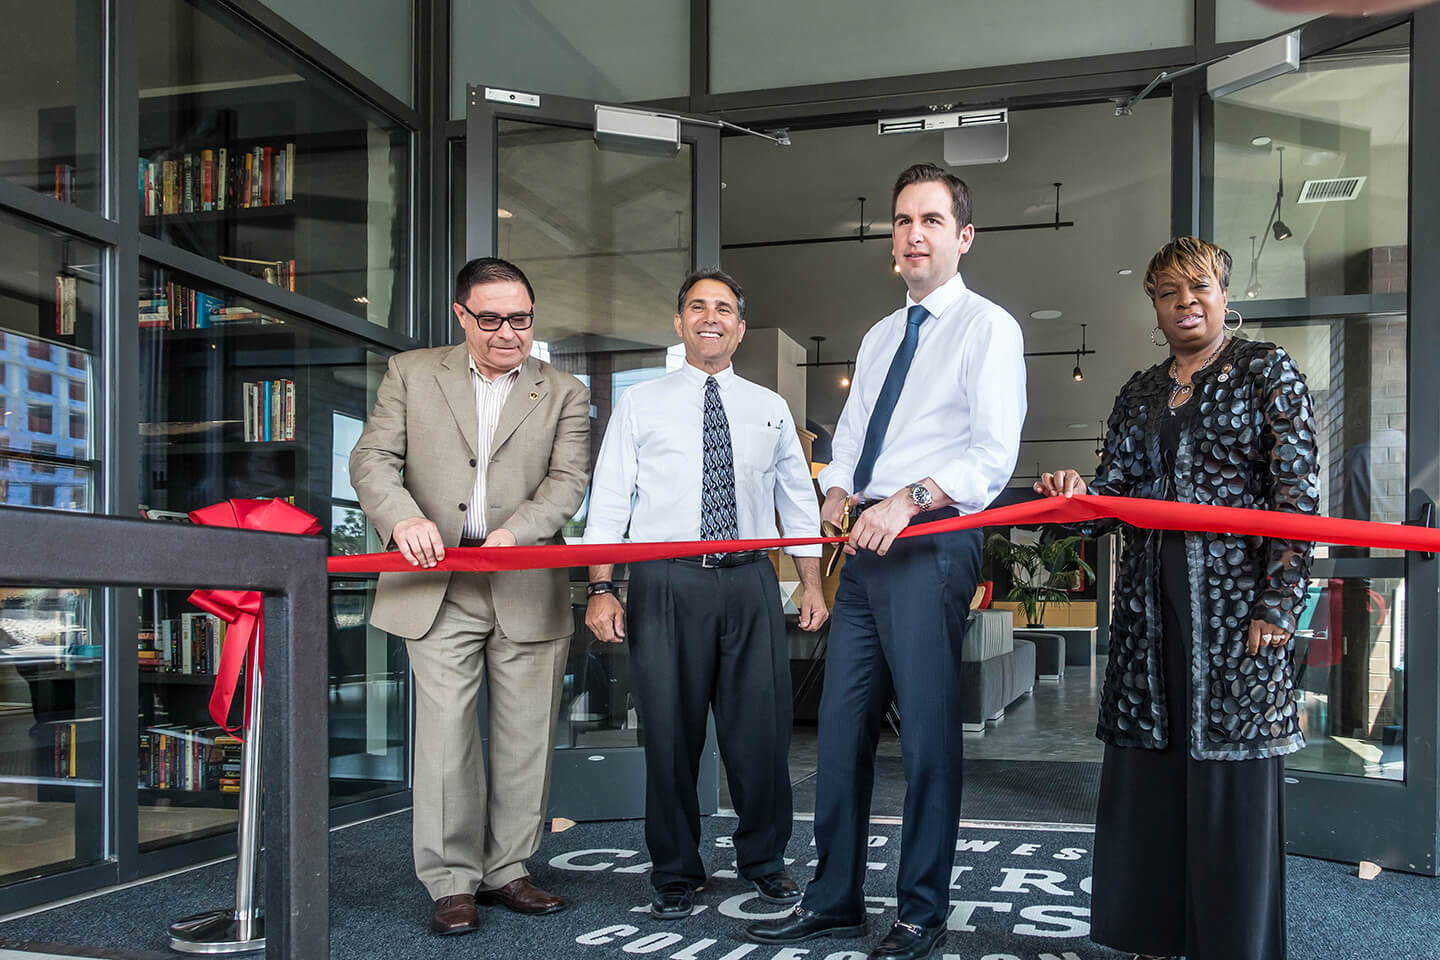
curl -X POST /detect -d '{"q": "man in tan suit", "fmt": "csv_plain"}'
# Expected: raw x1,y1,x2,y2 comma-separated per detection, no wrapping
349,257,589,936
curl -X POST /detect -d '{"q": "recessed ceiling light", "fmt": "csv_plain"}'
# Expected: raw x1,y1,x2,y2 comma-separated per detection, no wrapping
1029,309,1063,320
1251,136,1272,147
1117,268,1133,276
1066,422,1088,429
496,208,514,219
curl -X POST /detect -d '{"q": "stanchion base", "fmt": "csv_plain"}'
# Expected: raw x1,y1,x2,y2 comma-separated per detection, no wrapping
168,909,265,954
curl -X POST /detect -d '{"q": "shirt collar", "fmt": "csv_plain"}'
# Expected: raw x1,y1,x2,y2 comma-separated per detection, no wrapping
905,271,968,319
679,360,736,388
468,355,523,384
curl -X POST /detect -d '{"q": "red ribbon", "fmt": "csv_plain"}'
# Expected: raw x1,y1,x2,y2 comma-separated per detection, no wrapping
187,499,323,735
325,493,1440,574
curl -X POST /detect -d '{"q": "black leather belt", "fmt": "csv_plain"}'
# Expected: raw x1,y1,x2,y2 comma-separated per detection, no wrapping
459,537,485,547
672,550,767,568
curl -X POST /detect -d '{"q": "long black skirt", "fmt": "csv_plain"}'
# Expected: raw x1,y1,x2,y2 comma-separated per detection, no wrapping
1090,531,1287,960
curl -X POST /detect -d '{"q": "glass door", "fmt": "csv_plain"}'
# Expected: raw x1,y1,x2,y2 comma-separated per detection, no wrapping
1207,21,1437,872
466,86,721,820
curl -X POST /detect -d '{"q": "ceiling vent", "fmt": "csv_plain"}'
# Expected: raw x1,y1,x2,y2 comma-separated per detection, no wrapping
1297,176,1366,204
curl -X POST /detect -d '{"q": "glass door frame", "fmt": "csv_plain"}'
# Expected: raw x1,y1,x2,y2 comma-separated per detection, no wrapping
464,84,723,821
1191,12,1440,874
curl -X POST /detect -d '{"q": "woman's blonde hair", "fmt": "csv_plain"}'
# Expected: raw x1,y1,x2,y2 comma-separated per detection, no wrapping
1143,236,1233,301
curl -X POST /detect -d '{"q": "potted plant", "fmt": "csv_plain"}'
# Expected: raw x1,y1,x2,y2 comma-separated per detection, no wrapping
984,533,1094,628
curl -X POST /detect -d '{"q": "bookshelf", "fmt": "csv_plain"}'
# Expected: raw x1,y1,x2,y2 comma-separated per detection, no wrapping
137,81,395,325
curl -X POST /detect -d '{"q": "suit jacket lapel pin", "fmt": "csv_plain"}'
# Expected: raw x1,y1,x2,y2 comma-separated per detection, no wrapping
1217,363,1232,383
529,391,539,400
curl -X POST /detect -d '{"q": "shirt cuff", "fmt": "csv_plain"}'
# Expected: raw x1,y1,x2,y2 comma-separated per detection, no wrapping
816,462,854,496
782,545,824,558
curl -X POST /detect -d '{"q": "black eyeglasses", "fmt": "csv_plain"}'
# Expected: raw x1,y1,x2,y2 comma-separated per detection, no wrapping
457,302,534,332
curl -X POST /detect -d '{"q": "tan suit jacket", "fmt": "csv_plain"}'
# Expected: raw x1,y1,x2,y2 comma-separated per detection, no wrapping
349,345,590,641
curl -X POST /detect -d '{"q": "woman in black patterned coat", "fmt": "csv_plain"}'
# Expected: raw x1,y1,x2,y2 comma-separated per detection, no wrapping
1035,236,1319,960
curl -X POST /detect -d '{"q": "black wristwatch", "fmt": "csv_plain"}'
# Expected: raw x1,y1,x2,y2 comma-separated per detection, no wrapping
586,580,616,598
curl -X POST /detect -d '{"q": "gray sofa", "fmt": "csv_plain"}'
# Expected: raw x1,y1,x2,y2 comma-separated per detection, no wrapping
959,610,1035,732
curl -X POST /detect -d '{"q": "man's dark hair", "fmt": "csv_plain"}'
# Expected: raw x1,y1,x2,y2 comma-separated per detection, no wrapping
455,257,535,305
676,267,745,318
891,163,973,231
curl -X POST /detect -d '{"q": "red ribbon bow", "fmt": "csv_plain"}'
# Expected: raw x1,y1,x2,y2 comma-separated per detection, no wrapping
187,499,323,735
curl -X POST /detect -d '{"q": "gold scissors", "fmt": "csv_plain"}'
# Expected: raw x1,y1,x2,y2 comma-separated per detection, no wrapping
821,505,852,578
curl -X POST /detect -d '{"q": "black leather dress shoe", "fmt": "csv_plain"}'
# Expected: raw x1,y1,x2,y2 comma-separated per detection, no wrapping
650,881,697,920
745,906,867,944
869,921,945,960
751,870,801,904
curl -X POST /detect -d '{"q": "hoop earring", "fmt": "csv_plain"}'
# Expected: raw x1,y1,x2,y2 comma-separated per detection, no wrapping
1151,327,1166,347
1224,308,1243,332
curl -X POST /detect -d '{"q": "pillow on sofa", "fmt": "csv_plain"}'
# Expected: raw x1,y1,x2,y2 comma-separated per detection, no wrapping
971,580,994,610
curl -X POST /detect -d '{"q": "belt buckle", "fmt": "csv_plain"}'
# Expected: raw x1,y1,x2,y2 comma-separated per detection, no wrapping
701,552,719,568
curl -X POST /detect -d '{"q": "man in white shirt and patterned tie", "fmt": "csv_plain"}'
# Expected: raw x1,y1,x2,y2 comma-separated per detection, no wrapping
748,164,1026,960
583,268,828,922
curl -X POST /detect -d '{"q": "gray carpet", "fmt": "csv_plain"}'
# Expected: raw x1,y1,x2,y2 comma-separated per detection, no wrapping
789,758,1101,824
4,811,1440,959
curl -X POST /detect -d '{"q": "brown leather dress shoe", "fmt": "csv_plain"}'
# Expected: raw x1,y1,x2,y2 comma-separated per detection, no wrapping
430,893,479,935
475,877,567,915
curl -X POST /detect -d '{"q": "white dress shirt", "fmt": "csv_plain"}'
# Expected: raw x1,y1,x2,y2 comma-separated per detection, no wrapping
583,362,823,557
462,358,520,540
818,272,1026,514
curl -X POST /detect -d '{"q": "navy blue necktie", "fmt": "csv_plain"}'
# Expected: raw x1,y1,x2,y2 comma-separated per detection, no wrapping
700,376,740,542
851,304,928,495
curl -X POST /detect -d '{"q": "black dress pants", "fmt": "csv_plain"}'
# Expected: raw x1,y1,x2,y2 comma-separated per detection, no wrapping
627,556,793,889
802,517,982,928
1091,531,1288,960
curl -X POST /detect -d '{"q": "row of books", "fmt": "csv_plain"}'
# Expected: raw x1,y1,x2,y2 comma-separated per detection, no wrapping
138,613,227,675
243,380,297,442
139,143,296,216
139,724,242,793
139,280,281,330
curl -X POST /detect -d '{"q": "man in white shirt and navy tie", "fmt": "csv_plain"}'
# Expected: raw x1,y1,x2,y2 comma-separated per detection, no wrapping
583,268,828,922
748,164,1026,960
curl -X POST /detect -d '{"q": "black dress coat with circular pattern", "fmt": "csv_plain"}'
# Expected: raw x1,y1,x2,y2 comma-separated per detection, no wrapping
1083,337,1319,760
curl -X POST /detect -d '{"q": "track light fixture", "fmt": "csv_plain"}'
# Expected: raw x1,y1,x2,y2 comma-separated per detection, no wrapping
1245,235,1262,299
1271,146,1292,242
1072,324,1088,381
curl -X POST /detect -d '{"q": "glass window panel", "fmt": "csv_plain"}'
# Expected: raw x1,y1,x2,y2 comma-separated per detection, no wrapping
139,0,412,330
1244,315,1406,545
495,118,694,750
328,580,409,805
0,212,100,512
450,0,688,120
0,586,103,885
258,0,414,105
1289,575,1404,781
1215,0,1311,44
134,265,406,831
0,2,103,210
709,0,1192,95
1214,26,1409,301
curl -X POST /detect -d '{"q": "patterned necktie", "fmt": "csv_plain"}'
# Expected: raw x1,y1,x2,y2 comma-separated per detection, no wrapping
851,304,928,495
700,376,740,542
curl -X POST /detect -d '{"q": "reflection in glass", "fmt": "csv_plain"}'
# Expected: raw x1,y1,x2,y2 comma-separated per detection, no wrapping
0,4,103,209
138,0,411,329
1290,577,1405,780
328,581,409,804
1245,315,1406,539
0,587,102,884
1213,26,1409,301
0,211,100,512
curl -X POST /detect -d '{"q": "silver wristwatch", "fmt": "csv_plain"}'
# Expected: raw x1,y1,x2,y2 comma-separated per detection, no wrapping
908,482,933,509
